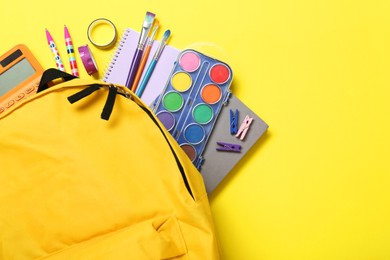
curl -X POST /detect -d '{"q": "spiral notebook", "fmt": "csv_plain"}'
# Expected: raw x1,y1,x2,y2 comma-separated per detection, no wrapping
103,28,268,193
103,28,179,106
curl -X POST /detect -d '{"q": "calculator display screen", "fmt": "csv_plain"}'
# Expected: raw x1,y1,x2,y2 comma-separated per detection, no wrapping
0,58,36,98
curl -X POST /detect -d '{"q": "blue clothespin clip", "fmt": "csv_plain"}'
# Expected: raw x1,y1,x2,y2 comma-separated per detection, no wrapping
230,109,238,135
216,141,241,153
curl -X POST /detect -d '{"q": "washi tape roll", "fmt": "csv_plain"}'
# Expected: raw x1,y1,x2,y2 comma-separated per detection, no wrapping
87,18,117,48
78,45,98,75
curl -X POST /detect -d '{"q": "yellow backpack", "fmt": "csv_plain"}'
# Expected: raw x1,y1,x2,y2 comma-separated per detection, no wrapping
0,69,219,259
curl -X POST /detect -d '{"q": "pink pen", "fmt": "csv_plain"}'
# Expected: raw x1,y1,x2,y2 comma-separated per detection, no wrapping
64,25,79,76
45,29,65,71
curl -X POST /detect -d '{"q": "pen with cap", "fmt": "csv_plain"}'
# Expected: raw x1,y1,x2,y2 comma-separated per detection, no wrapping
45,29,65,71
125,11,155,89
64,25,79,77
135,29,171,98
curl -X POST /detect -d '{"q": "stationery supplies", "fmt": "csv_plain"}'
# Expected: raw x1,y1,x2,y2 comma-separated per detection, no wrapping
153,49,233,169
103,29,269,193
201,95,268,193
230,109,238,134
0,68,220,259
131,20,159,92
125,11,155,89
64,25,79,76
135,29,171,98
103,28,178,106
45,28,65,71
78,45,98,75
87,18,117,48
0,44,44,115
216,141,241,152
236,114,253,140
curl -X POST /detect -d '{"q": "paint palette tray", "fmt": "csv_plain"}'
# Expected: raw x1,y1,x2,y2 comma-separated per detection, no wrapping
153,49,233,168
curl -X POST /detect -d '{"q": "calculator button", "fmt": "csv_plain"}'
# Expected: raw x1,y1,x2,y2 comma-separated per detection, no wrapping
15,93,25,101
25,86,35,94
6,100,15,108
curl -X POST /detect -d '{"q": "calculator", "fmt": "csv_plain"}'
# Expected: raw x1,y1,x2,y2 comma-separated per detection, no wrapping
0,44,44,115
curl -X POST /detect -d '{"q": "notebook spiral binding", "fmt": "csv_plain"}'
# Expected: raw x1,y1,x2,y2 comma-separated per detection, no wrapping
103,28,131,82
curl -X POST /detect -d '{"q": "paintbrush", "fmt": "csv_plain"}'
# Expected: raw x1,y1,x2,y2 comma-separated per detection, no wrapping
125,11,155,89
135,29,171,98
131,20,159,93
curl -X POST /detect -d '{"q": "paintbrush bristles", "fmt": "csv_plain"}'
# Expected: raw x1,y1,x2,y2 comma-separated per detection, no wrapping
138,11,156,47
153,29,171,60
162,29,171,41
144,12,156,26
149,21,159,40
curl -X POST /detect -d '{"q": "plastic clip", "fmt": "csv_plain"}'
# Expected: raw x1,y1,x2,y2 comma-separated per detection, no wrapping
230,109,239,135
236,115,253,140
216,142,241,152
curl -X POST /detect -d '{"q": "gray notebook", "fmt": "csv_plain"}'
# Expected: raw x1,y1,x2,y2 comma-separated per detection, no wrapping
200,94,268,193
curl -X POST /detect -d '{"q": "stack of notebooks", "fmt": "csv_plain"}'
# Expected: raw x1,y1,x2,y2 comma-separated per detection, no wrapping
103,28,268,193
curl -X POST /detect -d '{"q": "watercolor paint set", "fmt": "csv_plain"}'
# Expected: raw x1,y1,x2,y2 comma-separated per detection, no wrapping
153,49,233,168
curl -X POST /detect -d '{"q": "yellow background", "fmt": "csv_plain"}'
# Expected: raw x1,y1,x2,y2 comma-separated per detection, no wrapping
1,0,390,259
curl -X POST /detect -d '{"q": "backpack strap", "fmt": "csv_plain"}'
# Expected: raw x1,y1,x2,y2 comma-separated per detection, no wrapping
37,69,123,121
37,68,78,93
67,84,101,103
101,85,118,120
67,84,119,121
